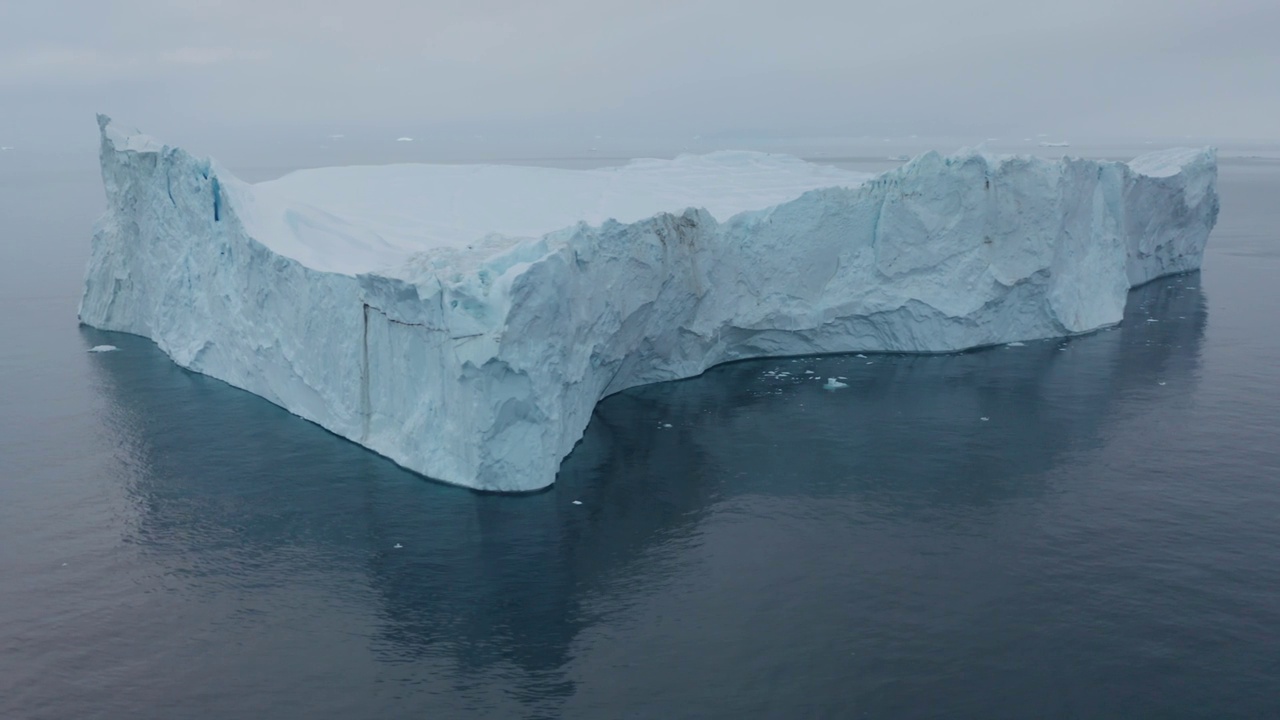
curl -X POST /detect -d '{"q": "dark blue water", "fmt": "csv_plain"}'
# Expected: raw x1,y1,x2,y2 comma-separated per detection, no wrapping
1,152,1278,719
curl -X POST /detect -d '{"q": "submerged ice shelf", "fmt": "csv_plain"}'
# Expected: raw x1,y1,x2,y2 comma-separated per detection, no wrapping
80,116,1218,491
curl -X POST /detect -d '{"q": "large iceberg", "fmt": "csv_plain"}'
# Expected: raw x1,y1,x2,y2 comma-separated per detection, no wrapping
80,116,1218,491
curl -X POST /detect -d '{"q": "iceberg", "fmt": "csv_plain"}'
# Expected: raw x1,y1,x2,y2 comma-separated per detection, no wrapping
79,116,1218,491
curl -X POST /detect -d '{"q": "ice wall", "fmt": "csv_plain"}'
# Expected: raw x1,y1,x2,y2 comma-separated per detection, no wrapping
81,116,1218,491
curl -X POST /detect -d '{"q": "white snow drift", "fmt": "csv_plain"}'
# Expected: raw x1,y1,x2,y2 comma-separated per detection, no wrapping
80,116,1218,491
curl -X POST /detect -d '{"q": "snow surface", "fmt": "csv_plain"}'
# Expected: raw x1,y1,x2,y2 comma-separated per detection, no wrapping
231,147,870,274
80,115,1218,491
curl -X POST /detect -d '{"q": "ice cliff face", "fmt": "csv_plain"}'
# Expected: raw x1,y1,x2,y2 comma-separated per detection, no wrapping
80,116,1218,491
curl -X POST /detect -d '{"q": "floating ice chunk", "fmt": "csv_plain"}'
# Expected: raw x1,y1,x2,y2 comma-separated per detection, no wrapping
571,500,583,505
804,370,814,374
393,543,403,549
87,345,118,353
1039,141,1070,148
823,378,848,390
395,137,413,142
663,423,672,428
980,417,990,421
1006,342,1026,347
856,354,867,358
1146,319,1159,322
1158,382,1167,386
80,116,1219,491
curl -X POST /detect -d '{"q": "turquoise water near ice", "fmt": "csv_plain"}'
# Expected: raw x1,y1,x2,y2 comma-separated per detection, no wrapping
1,150,1278,719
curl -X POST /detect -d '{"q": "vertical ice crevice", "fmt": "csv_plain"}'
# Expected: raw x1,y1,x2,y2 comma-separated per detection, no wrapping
360,303,371,442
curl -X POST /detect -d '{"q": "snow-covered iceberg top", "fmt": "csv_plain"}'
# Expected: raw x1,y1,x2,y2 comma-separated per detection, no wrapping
80,116,1218,491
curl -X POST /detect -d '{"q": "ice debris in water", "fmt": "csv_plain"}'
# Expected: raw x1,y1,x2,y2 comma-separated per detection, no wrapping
981,417,990,421
572,500,583,505
395,137,413,142
87,345,118,353
1006,341,1026,347
823,378,848,390
393,543,403,549
856,354,867,358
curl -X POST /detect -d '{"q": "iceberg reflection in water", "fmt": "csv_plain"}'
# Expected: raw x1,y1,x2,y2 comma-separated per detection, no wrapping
64,275,1228,718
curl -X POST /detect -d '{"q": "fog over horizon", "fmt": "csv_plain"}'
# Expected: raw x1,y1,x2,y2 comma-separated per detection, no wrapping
2,0,1278,155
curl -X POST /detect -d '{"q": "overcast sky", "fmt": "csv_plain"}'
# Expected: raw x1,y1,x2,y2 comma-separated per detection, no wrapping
2,0,1277,150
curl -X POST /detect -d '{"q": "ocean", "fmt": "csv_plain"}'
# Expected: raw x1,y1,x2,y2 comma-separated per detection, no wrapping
1,141,1277,719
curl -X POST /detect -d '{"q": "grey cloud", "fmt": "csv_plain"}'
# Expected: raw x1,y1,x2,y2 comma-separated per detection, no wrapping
1,0,1277,150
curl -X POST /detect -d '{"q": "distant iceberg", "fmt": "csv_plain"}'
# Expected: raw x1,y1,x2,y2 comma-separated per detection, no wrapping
80,116,1218,491
1039,141,1071,148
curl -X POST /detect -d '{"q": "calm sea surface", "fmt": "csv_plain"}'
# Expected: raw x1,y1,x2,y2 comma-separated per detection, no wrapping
1,145,1278,719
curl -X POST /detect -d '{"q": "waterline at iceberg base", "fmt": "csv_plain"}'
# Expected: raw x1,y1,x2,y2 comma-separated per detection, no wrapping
79,117,1218,492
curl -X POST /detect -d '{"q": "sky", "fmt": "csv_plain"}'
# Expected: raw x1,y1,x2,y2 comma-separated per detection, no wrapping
1,0,1278,151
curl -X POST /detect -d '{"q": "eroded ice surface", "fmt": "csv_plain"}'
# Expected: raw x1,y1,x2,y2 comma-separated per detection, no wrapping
80,116,1218,491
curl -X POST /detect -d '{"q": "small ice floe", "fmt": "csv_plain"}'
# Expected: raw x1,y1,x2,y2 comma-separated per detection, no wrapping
572,500,583,505
396,137,413,142
823,378,848,390
837,376,847,380
1006,341,1025,347
980,417,990,421
856,354,867,358
1158,382,1167,386
865,361,873,365
1146,319,1159,323
393,543,403,549
804,370,815,375
663,423,672,428
87,345,118,353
